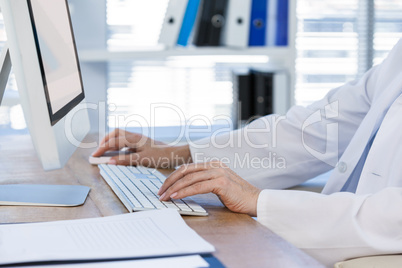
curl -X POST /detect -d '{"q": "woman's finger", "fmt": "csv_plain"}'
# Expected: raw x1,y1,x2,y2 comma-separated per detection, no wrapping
108,153,141,166
159,169,216,201
93,129,124,156
99,128,123,147
168,180,217,200
158,162,217,195
92,137,131,157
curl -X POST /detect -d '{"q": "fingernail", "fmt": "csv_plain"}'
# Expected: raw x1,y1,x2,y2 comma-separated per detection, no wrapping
159,193,166,201
108,159,116,165
170,192,178,199
157,189,162,195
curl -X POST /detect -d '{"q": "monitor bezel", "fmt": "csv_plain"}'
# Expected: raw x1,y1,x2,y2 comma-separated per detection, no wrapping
26,0,85,126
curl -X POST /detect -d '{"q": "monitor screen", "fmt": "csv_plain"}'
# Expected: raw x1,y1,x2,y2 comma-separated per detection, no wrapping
27,0,85,125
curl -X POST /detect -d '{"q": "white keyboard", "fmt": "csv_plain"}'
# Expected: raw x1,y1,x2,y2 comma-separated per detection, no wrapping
98,164,208,216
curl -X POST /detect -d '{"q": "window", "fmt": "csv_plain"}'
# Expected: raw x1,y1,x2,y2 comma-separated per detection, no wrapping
295,0,360,106
374,0,402,64
0,12,27,135
296,0,402,106
1,1,402,135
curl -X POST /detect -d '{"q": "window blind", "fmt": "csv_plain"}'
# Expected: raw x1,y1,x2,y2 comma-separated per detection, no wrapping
373,0,402,65
295,0,402,106
295,0,360,106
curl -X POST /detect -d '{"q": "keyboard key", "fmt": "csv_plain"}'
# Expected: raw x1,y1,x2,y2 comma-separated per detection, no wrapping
99,168,140,209
136,166,150,174
172,199,193,212
149,199,166,209
100,170,135,211
152,171,167,182
152,180,164,188
126,166,141,174
162,201,178,209
109,166,156,209
117,166,150,180
183,199,207,213
146,180,161,193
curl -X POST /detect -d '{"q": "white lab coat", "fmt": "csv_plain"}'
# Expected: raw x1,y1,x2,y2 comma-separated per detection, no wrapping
189,39,402,266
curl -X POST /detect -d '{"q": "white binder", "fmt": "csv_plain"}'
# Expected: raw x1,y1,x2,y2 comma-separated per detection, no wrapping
273,70,289,115
222,0,252,48
158,0,188,48
266,0,278,46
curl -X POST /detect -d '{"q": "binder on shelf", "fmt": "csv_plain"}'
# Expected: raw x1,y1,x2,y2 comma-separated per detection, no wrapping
272,70,289,115
234,68,289,124
222,0,252,48
275,0,289,46
266,0,277,46
248,0,268,46
194,0,229,46
266,0,289,46
177,0,201,47
158,0,188,48
233,69,253,121
251,68,289,116
251,69,273,116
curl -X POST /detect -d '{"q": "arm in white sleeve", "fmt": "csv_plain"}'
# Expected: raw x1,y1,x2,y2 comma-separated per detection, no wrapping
257,188,402,267
189,38,402,189
189,64,380,189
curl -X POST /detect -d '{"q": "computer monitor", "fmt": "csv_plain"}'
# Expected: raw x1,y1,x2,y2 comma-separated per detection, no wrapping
0,0,90,206
1,0,90,169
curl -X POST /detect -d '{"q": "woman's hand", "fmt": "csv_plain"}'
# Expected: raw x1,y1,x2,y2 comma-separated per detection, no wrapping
92,129,191,168
158,161,261,216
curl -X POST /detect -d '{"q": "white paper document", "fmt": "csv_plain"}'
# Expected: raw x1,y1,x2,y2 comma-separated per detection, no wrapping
0,209,215,265
23,255,209,268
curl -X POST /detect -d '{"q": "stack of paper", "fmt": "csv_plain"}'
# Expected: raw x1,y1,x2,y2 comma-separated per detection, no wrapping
0,209,214,266
22,256,209,268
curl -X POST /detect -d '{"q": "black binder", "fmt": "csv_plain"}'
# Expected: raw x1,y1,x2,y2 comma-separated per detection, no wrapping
251,69,274,117
234,70,253,121
194,0,228,46
234,69,275,123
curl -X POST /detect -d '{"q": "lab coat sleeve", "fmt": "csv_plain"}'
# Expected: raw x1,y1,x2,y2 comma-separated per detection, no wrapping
257,188,402,267
189,63,381,189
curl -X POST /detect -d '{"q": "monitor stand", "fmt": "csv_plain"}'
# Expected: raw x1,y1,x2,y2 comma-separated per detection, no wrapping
0,43,90,207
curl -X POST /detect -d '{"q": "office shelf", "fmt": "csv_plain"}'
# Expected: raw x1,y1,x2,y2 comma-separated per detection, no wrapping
73,0,297,132
79,46,293,62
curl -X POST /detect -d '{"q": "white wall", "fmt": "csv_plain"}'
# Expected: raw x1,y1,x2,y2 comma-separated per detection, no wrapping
68,0,107,134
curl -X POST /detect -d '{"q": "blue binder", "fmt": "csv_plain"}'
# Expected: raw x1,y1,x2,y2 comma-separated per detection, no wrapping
248,0,268,46
275,0,288,46
177,0,201,46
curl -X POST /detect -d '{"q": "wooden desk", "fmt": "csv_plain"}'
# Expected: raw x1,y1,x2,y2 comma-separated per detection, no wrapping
0,135,323,268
